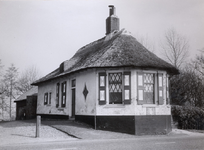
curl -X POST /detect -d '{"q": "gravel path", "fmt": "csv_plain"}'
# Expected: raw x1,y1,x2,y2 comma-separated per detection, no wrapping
0,120,74,146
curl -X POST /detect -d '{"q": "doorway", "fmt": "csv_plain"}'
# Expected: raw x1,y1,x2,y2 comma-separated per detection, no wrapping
71,79,76,118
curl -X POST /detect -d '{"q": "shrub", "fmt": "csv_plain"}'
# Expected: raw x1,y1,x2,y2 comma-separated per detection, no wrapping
171,105,204,130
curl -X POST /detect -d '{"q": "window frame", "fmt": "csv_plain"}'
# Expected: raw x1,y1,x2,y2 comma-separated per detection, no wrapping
44,92,48,105
137,71,165,105
98,71,131,105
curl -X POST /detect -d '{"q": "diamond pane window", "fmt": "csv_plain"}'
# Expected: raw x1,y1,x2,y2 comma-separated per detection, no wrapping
144,73,154,104
109,73,122,104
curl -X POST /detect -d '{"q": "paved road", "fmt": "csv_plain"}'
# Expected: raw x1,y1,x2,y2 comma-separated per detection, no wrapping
1,133,204,150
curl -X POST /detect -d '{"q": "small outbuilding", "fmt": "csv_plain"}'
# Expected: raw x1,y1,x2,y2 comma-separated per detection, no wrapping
14,87,38,120
32,6,179,135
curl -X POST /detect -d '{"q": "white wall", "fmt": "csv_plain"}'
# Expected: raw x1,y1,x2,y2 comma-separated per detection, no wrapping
74,69,97,116
36,68,171,117
37,76,69,115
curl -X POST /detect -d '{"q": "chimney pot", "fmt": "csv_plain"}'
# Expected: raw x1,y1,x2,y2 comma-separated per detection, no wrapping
109,5,115,16
106,5,119,35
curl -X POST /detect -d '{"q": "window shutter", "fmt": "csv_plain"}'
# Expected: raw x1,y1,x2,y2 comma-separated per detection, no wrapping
56,83,59,107
61,81,66,107
158,74,164,105
99,72,106,105
124,72,131,104
49,92,52,104
166,76,169,105
137,72,144,105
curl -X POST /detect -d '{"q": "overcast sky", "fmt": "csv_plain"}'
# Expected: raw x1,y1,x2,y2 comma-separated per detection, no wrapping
0,0,203,76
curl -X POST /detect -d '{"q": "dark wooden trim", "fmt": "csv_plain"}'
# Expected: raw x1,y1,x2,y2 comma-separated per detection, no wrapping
96,115,135,134
135,115,171,135
75,115,171,135
75,115,95,127
37,114,69,120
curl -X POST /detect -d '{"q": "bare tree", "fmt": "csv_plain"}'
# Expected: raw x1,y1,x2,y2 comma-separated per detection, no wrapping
137,35,155,53
3,64,18,120
17,65,41,93
192,48,204,79
161,28,189,69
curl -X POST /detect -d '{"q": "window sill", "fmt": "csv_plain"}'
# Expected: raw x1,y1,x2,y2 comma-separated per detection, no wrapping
57,108,65,111
104,104,125,108
142,104,158,108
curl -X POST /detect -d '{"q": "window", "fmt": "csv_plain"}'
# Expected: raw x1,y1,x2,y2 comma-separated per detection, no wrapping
109,72,123,104
72,79,76,88
137,72,165,105
44,93,48,105
98,71,131,105
138,73,155,104
61,81,66,107
56,83,60,107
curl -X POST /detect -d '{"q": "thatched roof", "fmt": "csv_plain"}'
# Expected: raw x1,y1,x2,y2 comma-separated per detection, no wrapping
14,86,38,102
32,29,179,85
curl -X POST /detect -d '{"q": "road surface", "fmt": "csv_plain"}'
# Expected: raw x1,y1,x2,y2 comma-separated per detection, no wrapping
1,132,204,150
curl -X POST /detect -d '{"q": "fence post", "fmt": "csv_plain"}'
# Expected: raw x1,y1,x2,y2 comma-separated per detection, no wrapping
36,115,41,138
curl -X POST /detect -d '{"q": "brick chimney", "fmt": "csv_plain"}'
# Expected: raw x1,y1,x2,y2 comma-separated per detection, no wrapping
106,5,119,35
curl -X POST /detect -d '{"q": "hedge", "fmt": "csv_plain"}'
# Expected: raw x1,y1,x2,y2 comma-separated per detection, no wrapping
171,105,204,130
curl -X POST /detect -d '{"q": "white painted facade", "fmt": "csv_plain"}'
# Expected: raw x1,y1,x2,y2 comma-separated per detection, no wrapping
37,68,171,118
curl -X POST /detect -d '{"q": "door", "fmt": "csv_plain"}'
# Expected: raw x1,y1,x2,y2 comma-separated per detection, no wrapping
71,88,75,118
71,79,76,118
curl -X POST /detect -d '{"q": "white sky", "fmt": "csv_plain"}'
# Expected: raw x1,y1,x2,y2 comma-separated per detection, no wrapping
0,0,204,76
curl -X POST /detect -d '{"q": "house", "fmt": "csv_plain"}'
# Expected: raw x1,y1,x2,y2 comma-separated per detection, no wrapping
14,87,37,120
32,6,179,135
